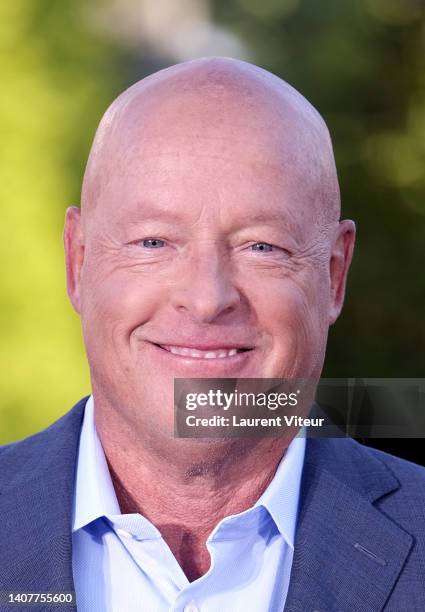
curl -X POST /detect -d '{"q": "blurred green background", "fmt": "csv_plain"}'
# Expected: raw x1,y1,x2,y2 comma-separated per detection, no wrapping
1,0,424,444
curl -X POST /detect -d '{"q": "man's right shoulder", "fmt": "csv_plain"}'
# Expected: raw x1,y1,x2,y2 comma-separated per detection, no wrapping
0,397,88,491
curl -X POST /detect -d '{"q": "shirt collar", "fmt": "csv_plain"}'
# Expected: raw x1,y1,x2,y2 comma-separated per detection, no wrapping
72,396,120,532
255,433,306,549
72,395,306,549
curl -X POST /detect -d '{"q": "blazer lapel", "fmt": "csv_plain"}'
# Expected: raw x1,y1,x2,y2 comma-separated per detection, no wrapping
284,438,413,612
0,398,86,609
0,403,414,612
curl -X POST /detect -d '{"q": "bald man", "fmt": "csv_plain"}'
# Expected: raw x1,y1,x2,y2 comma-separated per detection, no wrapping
1,58,425,612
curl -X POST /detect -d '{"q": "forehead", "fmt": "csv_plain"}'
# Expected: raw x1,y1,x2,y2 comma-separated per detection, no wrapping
97,143,315,239
85,77,330,238
115,78,322,163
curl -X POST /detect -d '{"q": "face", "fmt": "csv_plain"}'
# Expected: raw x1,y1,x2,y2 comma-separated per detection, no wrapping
64,86,355,441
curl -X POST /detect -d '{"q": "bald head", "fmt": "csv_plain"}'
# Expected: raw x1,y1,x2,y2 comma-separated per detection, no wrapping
81,57,340,229
65,56,355,452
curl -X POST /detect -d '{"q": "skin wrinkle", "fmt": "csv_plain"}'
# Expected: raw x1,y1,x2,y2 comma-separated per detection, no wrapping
64,57,355,581
82,59,338,226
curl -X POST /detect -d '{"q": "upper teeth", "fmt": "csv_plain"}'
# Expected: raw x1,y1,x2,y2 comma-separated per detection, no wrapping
161,346,240,359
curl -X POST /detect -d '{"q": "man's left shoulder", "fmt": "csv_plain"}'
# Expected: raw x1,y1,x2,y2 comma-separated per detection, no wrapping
307,436,425,524
342,439,425,546
362,442,425,508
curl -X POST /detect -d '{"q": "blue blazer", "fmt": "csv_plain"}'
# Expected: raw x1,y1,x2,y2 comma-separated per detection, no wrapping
1,398,425,611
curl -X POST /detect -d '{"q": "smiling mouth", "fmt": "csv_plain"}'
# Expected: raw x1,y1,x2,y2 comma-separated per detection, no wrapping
155,344,253,359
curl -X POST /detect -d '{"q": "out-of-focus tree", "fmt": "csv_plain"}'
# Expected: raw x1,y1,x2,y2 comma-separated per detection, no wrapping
213,0,425,377
0,1,133,442
1,0,424,443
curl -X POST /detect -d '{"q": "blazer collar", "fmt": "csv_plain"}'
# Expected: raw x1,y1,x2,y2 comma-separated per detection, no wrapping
0,398,86,604
284,437,413,612
0,404,414,612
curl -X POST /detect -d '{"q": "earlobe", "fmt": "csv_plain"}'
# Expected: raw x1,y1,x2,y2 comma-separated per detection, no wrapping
63,206,84,314
329,220,356,324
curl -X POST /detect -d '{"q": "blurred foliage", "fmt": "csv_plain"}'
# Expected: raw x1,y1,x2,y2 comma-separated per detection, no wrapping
214,0,425,377
0,1,134,443
1,0,424,443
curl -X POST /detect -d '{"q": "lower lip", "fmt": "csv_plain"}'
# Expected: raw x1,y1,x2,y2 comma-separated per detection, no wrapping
147,342,255,375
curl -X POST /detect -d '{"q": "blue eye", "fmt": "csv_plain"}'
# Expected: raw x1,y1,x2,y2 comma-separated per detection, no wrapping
143,238,165,248
251,242,273,252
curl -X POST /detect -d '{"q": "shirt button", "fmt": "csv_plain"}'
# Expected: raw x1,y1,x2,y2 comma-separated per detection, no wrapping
183,602,200,612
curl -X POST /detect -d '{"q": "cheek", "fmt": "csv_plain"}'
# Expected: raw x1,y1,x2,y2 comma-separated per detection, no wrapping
247,271,329,349
80,269,165,349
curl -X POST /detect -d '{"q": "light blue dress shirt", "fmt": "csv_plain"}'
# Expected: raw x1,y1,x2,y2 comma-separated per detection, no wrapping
72,396,306,612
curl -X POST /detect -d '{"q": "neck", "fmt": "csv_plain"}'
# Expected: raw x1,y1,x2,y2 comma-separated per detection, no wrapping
96,404,291,581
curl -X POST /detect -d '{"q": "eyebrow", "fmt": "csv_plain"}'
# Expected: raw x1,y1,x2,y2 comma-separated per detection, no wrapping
115,203,301,237
238,212,301,235
115,206,185,227
242,212,288,224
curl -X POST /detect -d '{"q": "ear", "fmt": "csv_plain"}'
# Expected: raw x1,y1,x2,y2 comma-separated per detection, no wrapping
329,219,356,324
64,206,84,313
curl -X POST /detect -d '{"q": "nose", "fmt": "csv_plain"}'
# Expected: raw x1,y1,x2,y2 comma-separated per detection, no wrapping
171,250,241,324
